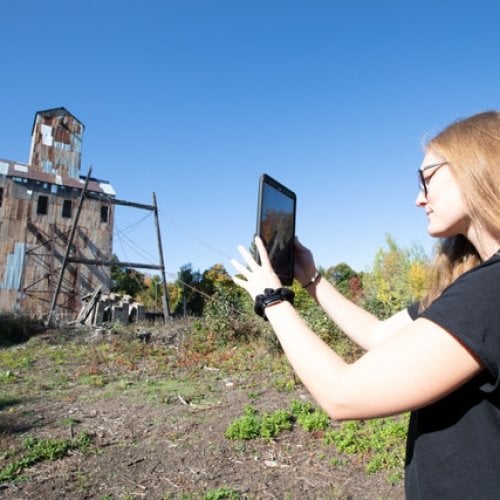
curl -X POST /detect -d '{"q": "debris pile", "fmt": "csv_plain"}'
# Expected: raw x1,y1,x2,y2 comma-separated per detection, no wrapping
75,286,145,326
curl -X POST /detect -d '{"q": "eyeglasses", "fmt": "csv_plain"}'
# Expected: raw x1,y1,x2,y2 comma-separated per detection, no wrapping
418,161,448,196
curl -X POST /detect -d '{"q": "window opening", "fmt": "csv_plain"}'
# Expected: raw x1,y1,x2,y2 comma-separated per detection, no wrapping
62,199,72,218
100,205,109,223
37,195,48,215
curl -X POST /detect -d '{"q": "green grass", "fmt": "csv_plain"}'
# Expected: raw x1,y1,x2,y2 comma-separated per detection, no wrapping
323,415,409,481
0,432,92,483
225,400,331,441
203,486,240,499
226,400,407,483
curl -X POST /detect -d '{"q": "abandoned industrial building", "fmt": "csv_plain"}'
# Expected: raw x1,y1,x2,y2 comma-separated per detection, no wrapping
0,107,117,322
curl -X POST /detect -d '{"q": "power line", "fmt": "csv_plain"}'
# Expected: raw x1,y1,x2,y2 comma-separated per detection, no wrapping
157,207,233,261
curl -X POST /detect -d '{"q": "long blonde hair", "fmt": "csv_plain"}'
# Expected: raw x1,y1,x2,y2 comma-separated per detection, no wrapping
421,111,500,309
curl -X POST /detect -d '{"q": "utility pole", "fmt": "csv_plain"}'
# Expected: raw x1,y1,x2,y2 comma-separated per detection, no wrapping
152,192,171,322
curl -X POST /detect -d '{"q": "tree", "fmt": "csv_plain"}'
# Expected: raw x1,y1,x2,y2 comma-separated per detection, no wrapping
323,263,362,301
110,255,145,298
201,263,233,296
172,263,204,317
362,235,430,319
138,274,163,311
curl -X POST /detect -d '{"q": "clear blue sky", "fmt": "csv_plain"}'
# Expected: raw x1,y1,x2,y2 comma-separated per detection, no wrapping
2,1,499,281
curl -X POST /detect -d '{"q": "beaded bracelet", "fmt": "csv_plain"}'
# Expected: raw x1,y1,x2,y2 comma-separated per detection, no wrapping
302,271,321,289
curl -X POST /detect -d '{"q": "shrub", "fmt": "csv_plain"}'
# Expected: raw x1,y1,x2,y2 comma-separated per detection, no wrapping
0,313,44,347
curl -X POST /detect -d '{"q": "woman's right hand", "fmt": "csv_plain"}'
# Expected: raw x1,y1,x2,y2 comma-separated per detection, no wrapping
294,238,318,286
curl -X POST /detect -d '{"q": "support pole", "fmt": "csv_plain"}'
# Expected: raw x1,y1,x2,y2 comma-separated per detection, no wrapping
152,192,171,322
46,167,92,327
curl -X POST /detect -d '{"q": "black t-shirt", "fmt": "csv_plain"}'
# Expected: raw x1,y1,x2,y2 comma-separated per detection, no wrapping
406,253,500,499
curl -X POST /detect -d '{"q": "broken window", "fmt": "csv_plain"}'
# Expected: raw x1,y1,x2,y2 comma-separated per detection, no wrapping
100,204,109,223
37,195,48,215
62,199,72,218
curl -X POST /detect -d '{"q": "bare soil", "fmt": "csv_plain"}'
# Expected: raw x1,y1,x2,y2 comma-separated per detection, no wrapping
0,329,405,499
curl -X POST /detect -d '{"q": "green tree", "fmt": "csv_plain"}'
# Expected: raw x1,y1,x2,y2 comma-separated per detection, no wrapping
362,235,430,319
201,263,233,296
323,263,363,301
172,263,204,317
110,255,145,298
137,274,163,311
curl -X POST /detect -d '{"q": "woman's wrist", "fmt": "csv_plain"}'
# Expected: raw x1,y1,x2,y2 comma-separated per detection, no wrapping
254,287,295,320
301,270,322,290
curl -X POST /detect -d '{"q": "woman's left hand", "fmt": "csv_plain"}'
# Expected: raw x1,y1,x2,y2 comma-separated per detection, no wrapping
231,236,283,299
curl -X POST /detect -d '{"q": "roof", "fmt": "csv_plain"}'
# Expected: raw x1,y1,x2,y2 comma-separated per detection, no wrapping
31,107,85,135
0,158,116,196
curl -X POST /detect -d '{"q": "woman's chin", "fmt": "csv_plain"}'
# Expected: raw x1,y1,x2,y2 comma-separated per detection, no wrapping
427,223,448,239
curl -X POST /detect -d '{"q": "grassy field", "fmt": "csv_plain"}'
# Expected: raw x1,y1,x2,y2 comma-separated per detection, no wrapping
0,315,406,499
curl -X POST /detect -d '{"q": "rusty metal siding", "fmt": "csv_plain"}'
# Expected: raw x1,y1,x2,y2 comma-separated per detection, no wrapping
0,243,26,290
0,177,115,317
29,108,84,180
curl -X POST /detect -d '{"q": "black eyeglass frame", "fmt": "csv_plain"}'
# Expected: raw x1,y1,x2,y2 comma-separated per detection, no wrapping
418,161,448,196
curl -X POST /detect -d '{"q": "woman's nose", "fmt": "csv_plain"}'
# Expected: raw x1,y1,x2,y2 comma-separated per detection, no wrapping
415,190,427,207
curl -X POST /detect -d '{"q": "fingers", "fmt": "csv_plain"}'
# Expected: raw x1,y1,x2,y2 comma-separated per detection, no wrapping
294,236,308,252
231,274,248,289
231,238,280,293
254,236,273,269
231,243,263,277
230,257,249,277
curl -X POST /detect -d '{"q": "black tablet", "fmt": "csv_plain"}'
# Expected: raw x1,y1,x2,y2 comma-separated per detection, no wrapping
256,174,296,286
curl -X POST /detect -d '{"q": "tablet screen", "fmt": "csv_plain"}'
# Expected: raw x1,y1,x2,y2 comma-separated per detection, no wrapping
256,174,296,286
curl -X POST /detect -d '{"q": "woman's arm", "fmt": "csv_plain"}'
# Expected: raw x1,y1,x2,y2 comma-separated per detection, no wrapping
295,238,412,350
232,237,483,421
307,274,413,350
264,301,482,420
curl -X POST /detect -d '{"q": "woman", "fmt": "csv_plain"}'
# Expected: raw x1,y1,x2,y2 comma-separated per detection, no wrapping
231,111,500,498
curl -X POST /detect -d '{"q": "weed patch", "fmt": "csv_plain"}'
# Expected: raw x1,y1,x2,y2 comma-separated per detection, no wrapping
225,400,331,441
0,431,92,483
225,405,293,440
203,486,240,499
290,399,330,432
323,414,409,481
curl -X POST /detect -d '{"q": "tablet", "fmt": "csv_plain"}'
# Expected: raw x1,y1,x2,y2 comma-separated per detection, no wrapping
256,174,296,286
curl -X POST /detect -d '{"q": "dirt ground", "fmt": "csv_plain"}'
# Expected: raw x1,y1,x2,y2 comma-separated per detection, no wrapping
0,330,405,499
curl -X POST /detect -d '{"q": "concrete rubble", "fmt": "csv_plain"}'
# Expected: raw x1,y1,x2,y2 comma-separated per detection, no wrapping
75,286,145,326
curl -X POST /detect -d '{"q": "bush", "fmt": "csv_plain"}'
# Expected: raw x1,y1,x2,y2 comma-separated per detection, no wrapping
0,313,44,347
198,286,267,347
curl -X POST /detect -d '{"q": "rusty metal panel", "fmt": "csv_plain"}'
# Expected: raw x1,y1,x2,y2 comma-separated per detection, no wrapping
29,108,84,180
0,242,26,290
0,158,112,195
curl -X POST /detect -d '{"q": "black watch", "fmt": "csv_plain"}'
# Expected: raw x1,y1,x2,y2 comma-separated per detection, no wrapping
254,288,295,320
